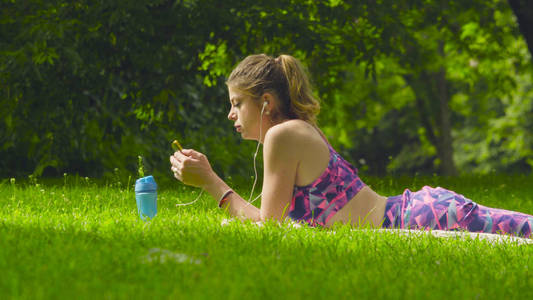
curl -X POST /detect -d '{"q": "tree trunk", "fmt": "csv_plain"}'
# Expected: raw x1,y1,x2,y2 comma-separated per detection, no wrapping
403,68,458,176
435,66,458,176
508,0,533,63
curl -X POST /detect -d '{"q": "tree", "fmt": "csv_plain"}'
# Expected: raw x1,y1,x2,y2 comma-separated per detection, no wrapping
320,0,532,175
1,0,531,180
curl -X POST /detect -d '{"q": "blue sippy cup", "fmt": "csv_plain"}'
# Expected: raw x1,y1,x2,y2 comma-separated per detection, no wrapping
135,175,157,220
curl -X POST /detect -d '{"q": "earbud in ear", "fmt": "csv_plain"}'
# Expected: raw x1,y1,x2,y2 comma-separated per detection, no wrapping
261,101,269,117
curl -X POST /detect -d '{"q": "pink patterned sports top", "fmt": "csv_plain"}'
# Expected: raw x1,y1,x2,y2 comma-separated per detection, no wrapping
288,142,366,226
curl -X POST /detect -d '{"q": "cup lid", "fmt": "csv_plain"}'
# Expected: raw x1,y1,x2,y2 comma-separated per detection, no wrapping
135,175,157,192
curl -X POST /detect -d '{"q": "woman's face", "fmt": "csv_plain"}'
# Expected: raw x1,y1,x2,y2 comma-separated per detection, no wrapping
227,86,263,141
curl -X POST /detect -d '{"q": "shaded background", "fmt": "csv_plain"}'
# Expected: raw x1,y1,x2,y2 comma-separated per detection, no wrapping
1,0,533,184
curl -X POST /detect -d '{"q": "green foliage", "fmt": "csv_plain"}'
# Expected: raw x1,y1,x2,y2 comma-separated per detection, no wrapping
0,0,532,180
321,0,533,175
137,156,145,178
0,0,254,181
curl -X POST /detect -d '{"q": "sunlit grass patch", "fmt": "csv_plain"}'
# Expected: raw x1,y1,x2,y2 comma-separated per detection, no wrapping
0,174,532,299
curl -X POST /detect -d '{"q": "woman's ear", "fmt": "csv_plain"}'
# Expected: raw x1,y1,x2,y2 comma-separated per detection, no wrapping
261,93,276,109
261,92,281,119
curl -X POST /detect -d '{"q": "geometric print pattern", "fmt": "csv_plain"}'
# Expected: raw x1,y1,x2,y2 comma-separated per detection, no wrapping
289,142,366,227
382,186,533,238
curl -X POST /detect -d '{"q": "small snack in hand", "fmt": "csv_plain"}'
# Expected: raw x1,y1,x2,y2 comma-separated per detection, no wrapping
172,139,183,152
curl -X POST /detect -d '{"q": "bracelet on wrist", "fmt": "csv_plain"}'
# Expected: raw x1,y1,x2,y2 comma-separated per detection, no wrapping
218,189,234,208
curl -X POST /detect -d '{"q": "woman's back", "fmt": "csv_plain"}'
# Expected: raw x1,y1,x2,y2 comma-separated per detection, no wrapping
275,120,330,187
270,119,387,227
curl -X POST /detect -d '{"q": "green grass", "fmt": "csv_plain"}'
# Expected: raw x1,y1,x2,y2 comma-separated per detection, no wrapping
1,174,533,299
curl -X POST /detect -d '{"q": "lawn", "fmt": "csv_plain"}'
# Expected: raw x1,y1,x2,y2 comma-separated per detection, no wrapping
1,174,532,299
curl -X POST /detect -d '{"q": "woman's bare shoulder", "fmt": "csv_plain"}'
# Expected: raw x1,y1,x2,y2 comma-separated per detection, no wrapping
265,120,316,146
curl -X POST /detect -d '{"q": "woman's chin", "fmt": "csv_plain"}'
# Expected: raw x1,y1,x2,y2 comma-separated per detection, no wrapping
240,133,259,141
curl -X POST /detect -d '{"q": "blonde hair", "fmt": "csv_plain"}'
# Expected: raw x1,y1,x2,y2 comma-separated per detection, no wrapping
226,54,320,124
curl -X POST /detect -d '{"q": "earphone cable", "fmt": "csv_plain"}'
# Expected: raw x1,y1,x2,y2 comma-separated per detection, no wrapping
175,189,204,206
247,102,266,203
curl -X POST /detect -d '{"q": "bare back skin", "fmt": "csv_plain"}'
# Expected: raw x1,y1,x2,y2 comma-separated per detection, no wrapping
281,120,387,228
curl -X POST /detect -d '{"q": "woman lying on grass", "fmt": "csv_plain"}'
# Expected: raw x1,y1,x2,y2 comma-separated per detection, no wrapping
170,54,533,238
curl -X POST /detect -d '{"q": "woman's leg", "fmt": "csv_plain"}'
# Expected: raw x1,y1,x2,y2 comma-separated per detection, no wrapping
382,186,533,238
465,203,533,237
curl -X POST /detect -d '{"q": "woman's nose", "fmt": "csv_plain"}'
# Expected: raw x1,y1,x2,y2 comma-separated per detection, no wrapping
227,108,236,121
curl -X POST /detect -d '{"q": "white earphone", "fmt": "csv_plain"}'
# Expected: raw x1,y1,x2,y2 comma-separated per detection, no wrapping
262,101,269,115
247,100,269,205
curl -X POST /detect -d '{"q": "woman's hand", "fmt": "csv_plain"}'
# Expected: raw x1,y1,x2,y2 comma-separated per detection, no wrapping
169,149,215,188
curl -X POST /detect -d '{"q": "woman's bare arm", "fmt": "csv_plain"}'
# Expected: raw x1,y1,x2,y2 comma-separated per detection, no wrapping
170,123,301,222
205,124,299,222
259,124,299,221
203,173,262,221
170,149,261,221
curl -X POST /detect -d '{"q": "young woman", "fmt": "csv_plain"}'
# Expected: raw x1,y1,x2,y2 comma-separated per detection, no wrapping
169,54,533,238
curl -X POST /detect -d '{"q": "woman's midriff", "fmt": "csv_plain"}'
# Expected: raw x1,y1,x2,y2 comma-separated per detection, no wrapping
325,186,387,228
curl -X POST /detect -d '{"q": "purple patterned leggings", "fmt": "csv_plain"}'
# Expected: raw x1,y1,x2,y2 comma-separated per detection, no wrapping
382,186,533,238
